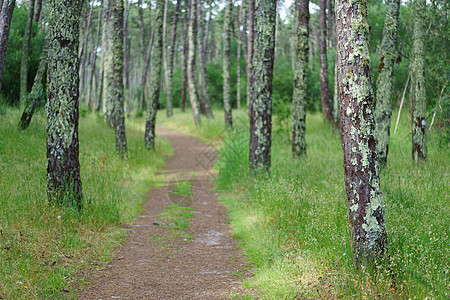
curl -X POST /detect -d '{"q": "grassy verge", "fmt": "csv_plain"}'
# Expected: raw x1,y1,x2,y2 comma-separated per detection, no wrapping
0,108,171,299
165,108,449,299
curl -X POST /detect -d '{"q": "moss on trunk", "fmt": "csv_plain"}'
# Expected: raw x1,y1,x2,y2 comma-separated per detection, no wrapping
374,0,400,167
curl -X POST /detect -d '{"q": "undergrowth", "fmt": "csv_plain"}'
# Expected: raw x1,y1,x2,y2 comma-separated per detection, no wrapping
0,109,170,299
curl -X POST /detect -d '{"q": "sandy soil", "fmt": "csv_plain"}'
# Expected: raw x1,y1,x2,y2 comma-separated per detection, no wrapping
78,126,253,299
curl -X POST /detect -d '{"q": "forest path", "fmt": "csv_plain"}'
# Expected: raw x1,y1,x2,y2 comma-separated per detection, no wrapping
78,126,253,299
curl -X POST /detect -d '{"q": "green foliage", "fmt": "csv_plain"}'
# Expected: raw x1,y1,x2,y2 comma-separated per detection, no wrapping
158,204,194,232
1,4,46,105
215,111,449,299
0,108,169,298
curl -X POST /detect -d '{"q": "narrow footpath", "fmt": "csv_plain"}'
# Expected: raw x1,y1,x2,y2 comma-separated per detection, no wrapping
78,126,253,299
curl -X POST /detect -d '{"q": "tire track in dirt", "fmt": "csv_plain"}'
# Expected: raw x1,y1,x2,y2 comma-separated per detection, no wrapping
78,126,253,299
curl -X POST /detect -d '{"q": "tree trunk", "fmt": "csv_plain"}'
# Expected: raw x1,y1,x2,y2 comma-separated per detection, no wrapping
123,0,131,90
181,0,189,112
246,0,255,111
326,0,335,48
19,37,48,130
249,0,276,173
196,0,213,118
46,0,83,207
140,28,155,111
88,7,101,111
411,0,427,162
0,0,15,94
166,0,181,117
332,59,339,128
20,0,36,105
109,0,127,158
318,0,333,122
291,0,309,159
102,0,115,126
79,2,93,105
223,0,232,128
145,0,164,149
187,0,201,125
336,0,387,267
374,0,400,167
236,4,243,111
34,0,43,22
162,0,169,111
98,0,112,113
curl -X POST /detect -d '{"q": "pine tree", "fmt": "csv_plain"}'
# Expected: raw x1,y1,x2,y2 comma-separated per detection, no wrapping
0,0,16,94
336,0,387,267
46,0,83,207
223,0,233,128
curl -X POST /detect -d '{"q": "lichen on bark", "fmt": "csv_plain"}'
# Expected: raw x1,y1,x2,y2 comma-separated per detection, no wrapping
249,0,277,173
46,0,83,207
374,0,400,167
336,0,387,267
145,0,164,149
291,0,309,158
411,0,427,162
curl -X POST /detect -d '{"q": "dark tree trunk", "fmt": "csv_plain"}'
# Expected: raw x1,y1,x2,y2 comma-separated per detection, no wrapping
223,0,232,128
374,0,400,167
187,0,201,125
291,0,309,158
110,0,127,158
19,37,48,130
336,0,387,267
46,0,83,207
20,0,36,105
145,0,164,149
0,0,15,94
411,0,427,162
249,0,276,173
246,0,255,111
166,0,181,117
318,0,333,122
34,0,43,22
181,0,189,112
326,0,335,48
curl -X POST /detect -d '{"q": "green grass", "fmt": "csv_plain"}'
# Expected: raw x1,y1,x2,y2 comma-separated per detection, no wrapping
158,204,195,232
166,108,449,299
0,108,170,299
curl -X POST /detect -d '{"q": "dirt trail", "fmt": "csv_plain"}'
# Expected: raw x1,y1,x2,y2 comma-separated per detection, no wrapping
79,126,252,299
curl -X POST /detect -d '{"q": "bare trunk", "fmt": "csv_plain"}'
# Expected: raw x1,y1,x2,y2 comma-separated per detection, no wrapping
123,0,131,90
318,0,333,122
145,0,164,149
89,7,101,111
0,0,15,94
181,0,189,112
140,28,155,111
20,0,36,105
223,0,232,127
34,0,43,22
246,0,255,111
187,0,201,125
236,4,243,111
166,0,181,117
79,2,94,104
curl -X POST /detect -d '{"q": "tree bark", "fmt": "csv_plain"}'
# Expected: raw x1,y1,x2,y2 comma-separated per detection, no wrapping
88,7,101,111
166,0,181,117
79,2,93,105
336,0,387,267
102,0,115,126
140,28,155,111
46,0,83,207
123,0,131,90
326,0,335,48
109,0,127,158
246,0,255,111
223,0,232,128
34,0,43,22
181,0,189,112
98,0,112,113
187,0,201,125
374,0,400,167
0,0,15,94
237,3,245,110
19,37,48,130
291,0,309,159
318,0,333,122
411,0,427,162
249,0,276,173
20,0,36,105
145,0,164,149
196,0,213,118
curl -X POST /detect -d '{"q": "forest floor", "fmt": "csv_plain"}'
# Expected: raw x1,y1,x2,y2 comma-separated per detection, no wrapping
78,126,254,299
